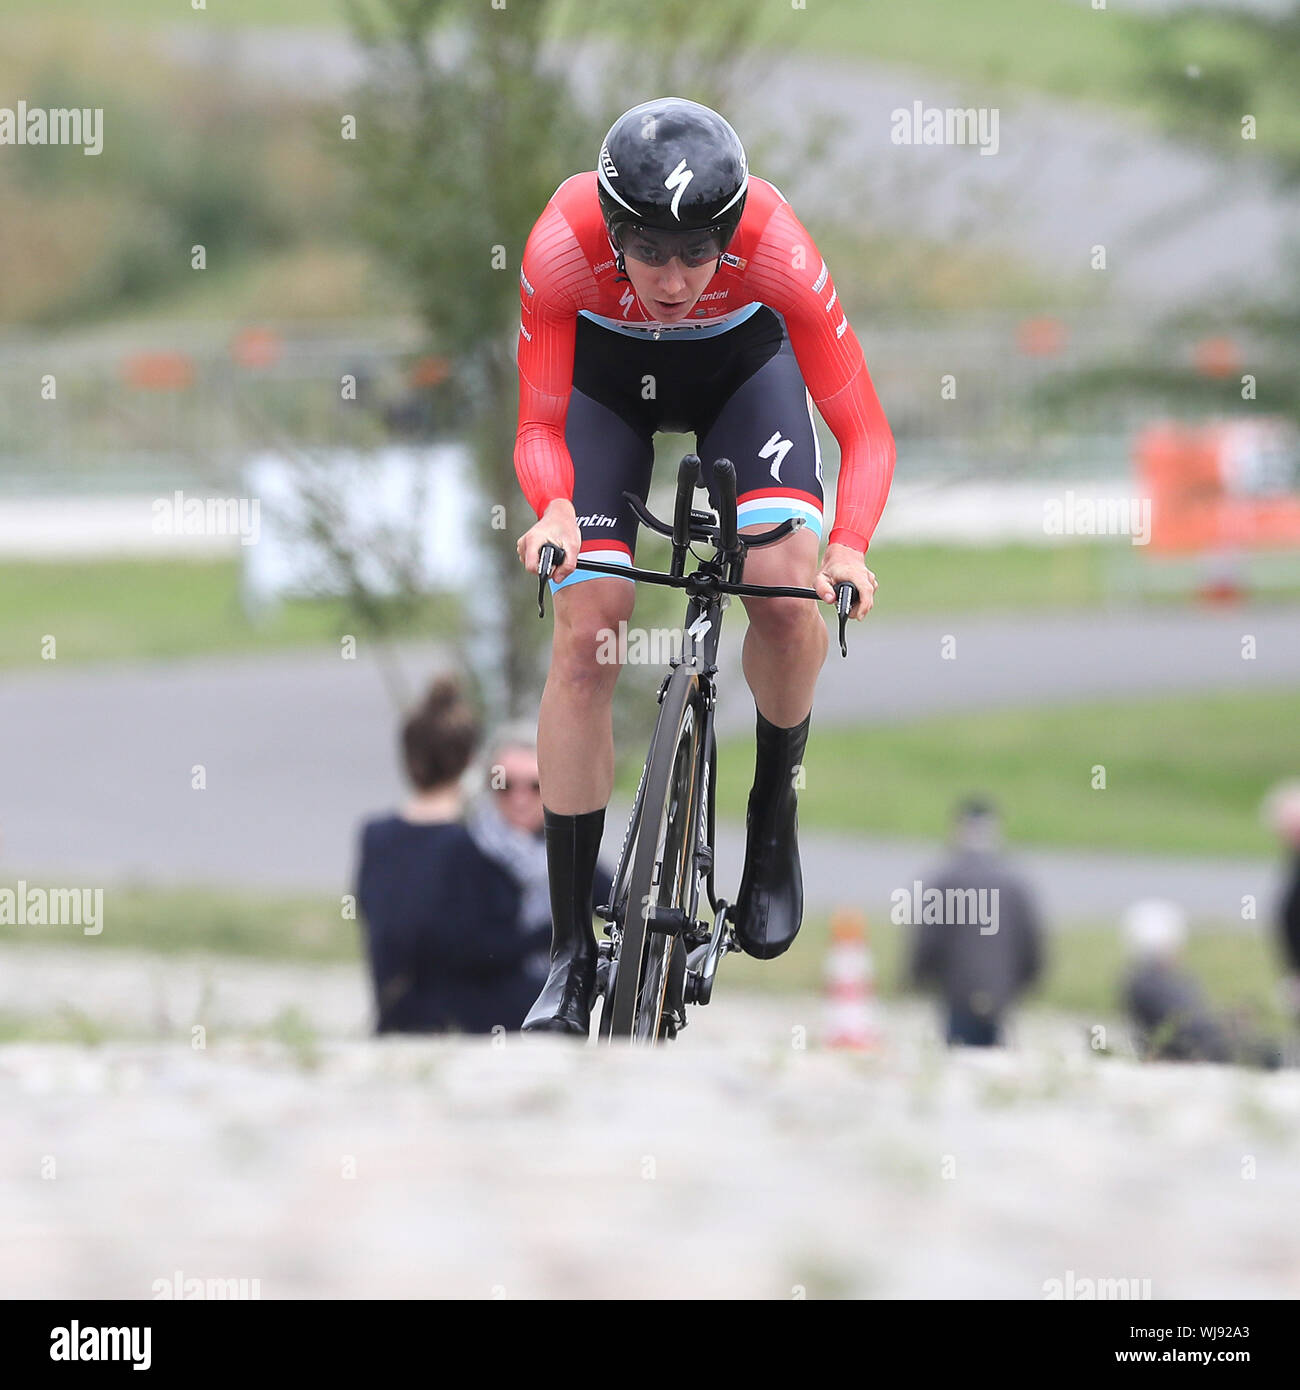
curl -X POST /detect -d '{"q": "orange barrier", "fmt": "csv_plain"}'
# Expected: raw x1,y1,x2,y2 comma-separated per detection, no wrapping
409,355,451,388
1137,418,1300,553
122,352,195,391
1192,336,1241,380
230,327,283,369
1017,316,1067,358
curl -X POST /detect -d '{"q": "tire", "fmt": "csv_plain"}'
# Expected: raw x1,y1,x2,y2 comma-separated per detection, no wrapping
604,664,704,1043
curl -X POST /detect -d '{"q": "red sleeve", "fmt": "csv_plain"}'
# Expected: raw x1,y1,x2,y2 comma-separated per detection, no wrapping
514,202,592,518
744,201,895,552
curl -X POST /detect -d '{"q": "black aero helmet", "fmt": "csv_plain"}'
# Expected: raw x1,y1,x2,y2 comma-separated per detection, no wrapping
597,98,748,258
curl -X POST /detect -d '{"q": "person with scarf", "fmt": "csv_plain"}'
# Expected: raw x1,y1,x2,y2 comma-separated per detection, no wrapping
356,681,566,1034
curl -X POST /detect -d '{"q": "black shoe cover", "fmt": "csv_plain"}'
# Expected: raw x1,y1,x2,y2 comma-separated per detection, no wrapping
522,806,605,1036
734,709,811,960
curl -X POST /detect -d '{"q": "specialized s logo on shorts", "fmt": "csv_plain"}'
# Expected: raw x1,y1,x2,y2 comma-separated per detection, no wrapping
759,430,794,483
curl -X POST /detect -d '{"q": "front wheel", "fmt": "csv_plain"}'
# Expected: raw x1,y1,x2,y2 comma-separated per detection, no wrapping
603,665,704,1044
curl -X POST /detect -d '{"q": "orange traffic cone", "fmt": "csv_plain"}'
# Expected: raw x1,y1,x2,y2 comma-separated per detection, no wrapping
825,909,881,1050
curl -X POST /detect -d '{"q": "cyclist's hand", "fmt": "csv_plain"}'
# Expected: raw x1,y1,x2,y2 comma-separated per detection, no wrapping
814,542,877,619
517,499,582,583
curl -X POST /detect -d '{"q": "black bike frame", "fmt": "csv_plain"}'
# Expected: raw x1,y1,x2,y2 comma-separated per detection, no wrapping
594,555,728,955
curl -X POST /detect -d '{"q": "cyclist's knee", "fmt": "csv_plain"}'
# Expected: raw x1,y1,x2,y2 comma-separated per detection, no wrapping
744,592,820,643
552,581,636,679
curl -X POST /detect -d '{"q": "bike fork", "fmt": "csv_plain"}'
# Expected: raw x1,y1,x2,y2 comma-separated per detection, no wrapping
678,640,738,1013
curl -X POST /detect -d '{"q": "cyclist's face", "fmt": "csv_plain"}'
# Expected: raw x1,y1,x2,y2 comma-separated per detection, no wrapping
621,250,717,324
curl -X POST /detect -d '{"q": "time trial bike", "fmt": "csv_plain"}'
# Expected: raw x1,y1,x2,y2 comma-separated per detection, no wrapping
535,453,857,1045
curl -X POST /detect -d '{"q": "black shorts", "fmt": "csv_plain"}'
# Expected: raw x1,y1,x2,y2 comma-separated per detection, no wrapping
553,305,824,591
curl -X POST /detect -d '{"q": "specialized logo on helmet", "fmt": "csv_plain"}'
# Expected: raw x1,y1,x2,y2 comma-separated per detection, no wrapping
664,159,694,221
599,143,618,179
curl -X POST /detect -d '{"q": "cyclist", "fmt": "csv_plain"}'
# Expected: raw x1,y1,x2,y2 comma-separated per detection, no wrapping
515,97,895,1035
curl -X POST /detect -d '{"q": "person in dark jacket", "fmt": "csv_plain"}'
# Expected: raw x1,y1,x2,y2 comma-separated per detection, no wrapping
355,677,553,1034
908,797,1044,1046
1264,780,1300,1023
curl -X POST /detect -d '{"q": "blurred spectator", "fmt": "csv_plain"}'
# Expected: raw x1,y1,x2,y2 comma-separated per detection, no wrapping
382,387,438,440
909,797,1044,1046
355,676,550,1035
1122,899,1231,1063
465,723,614,1003
1263,780,1300,1022
1122,899,1281,1068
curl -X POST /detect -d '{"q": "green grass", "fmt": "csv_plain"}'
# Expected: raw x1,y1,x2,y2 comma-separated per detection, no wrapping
616,529,1181,624
726,913,1289,1035
792,223,1092,317
0,1007,120,1045
771,0,1172,102
715,689,1300,858
860,541,1109,614
0,547,1097,671
0,0,348,23
0,883,356,962
0,557,461,668
108,244,411,328
0,882,1285,1038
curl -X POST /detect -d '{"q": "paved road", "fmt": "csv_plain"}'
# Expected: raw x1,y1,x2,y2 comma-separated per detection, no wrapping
722,600,1300,731
2,605,1296,919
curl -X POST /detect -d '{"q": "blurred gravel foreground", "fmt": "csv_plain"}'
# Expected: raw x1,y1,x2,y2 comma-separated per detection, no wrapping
4,989,1299,1301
